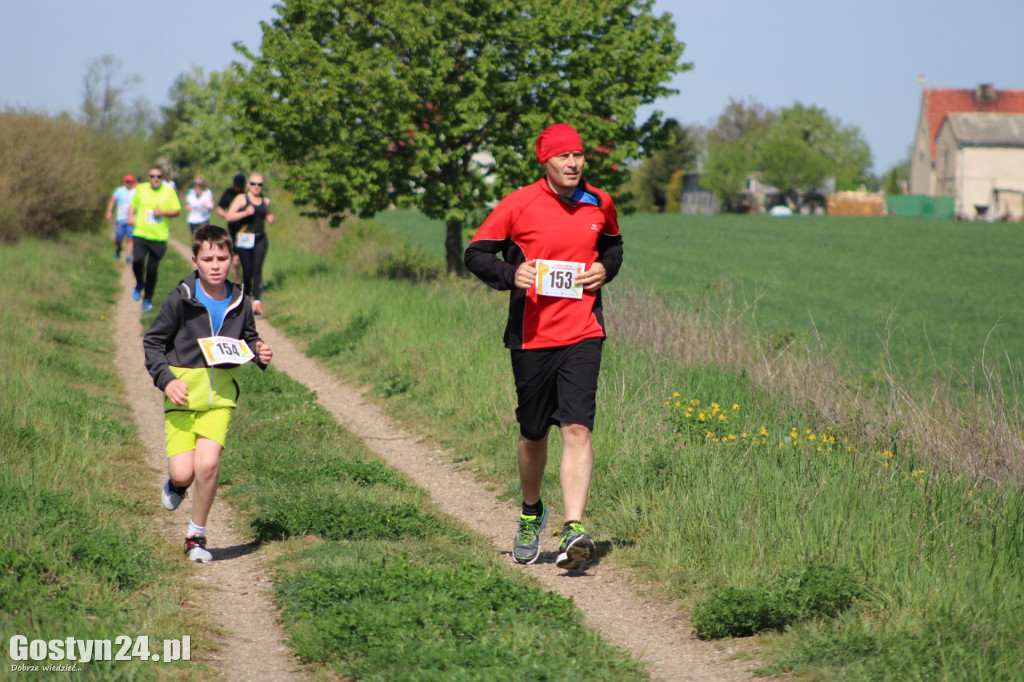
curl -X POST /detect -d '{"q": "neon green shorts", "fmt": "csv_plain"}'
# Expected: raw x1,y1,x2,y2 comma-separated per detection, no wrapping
165,408,233,457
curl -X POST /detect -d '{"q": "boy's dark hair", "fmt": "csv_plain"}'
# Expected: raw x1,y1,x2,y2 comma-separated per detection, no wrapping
192,224,233,256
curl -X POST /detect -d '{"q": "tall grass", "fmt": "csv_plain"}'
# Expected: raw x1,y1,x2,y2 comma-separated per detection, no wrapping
381,209,1024,392
259,214,1024,680
0,234,209,680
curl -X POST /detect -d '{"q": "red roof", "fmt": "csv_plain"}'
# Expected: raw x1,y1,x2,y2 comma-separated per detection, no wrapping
922,87,1024,160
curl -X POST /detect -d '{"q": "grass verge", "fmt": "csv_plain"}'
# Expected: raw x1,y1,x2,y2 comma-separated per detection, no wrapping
0,234,211,680
219,363,647,680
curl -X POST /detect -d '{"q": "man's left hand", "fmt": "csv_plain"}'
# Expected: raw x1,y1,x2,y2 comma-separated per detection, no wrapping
577,262,607,292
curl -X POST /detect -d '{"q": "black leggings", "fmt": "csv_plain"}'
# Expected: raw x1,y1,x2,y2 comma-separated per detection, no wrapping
237,233,269,301
132,237,167,301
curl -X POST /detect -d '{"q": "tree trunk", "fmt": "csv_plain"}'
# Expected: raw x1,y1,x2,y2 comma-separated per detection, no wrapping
445,218,465,276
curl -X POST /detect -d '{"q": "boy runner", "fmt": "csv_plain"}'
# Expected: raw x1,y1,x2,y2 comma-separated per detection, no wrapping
464,123,623,570
142,225,273,562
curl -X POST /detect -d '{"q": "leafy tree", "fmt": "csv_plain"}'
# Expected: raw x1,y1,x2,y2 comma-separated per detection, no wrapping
882,155,911,194
769,103,871,192
155,67,251,182
702,99,872,211
758,128,830,203
711,98,777,143
664,169,685,213
230,0,688,273
701,99,775,212
636,119,700,211
702,137,756,212
81,55,151,137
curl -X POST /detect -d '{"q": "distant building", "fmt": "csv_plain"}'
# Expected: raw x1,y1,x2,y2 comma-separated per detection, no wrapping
934,112,1024,220
680,172,719,214
909,84,1024,196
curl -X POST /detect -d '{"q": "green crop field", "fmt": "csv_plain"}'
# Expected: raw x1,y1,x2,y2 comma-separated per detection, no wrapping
380,209,1024,388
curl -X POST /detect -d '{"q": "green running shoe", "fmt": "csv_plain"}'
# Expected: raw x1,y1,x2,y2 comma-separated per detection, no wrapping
512,504,548,564
556,521,596,570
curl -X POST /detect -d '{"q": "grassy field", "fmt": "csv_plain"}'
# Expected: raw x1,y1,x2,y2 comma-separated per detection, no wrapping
0,235,210,680
257,215,1024,680
380,209,1024,390
6,209,1022,679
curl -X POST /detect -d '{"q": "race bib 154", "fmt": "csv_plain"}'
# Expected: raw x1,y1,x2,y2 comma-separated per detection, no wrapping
198,336,255,366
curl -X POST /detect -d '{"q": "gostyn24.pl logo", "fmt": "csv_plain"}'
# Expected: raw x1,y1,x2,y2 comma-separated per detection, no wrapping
9,635,190,669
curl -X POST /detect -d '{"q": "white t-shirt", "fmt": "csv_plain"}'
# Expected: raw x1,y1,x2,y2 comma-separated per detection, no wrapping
186,188,215,224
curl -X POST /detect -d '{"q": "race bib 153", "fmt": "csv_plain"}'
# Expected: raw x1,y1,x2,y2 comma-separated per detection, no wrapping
535,260,584,299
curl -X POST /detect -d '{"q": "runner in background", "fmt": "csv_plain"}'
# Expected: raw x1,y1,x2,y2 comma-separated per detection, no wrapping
128,166,181,313
106,174,136,263
464,123,623,571
185,176,215,236
225,173,275,316
217,173,246,284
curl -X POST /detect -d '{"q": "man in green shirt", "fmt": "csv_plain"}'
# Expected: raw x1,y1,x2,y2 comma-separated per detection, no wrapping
129,166,181,312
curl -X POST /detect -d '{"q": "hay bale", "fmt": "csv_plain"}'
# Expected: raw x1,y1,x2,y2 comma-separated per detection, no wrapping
826,191,886,216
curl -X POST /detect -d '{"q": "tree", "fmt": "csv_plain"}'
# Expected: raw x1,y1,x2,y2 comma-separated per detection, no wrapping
701,99,776,212
635,119,700,211
711,98,777,143
81,55,151,137
230,0,688,273
758,128,830,203
702,136,756,212
702,99,872,211
154,67,250,182
882,155,911,194
769,103,871,192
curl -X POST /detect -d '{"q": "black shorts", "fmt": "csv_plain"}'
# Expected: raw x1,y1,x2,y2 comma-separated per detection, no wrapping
509,338,603,441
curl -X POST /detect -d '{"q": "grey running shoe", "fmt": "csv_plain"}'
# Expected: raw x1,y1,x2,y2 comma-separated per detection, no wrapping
184,535,212,563
556,521,596,570
162,479,188,511
512,504,548,564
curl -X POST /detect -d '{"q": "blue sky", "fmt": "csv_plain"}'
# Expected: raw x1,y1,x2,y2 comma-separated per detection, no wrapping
2,0,1020,174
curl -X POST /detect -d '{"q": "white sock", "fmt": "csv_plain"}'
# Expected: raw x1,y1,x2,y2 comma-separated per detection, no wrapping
188,520,206,538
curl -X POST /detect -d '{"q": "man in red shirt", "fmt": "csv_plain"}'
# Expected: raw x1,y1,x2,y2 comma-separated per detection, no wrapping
464,123,623,571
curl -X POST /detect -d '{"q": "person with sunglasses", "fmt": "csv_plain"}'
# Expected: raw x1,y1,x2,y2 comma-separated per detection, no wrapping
225,173,275,315
129,166,182,313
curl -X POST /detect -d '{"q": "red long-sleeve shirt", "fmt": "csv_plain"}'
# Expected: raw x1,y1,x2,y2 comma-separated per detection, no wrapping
464,178,623,350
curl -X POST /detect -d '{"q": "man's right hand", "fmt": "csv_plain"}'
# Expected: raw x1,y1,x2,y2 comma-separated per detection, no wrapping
514,259,538,290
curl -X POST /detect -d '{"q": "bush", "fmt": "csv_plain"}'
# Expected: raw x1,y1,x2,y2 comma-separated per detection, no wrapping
0,111,109,242
333,218,443,281
692,562,861,639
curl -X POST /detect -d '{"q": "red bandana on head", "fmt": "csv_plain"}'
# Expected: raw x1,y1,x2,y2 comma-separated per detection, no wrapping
535,124,584,163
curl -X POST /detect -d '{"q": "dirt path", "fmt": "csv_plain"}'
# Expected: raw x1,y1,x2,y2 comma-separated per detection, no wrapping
255,314,757,682
117,240,757,680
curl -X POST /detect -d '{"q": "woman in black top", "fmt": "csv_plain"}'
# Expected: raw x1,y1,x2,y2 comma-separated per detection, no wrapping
225,173,275,315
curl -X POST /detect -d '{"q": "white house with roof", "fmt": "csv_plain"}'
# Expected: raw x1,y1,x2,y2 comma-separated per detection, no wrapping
933,112,1024,220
